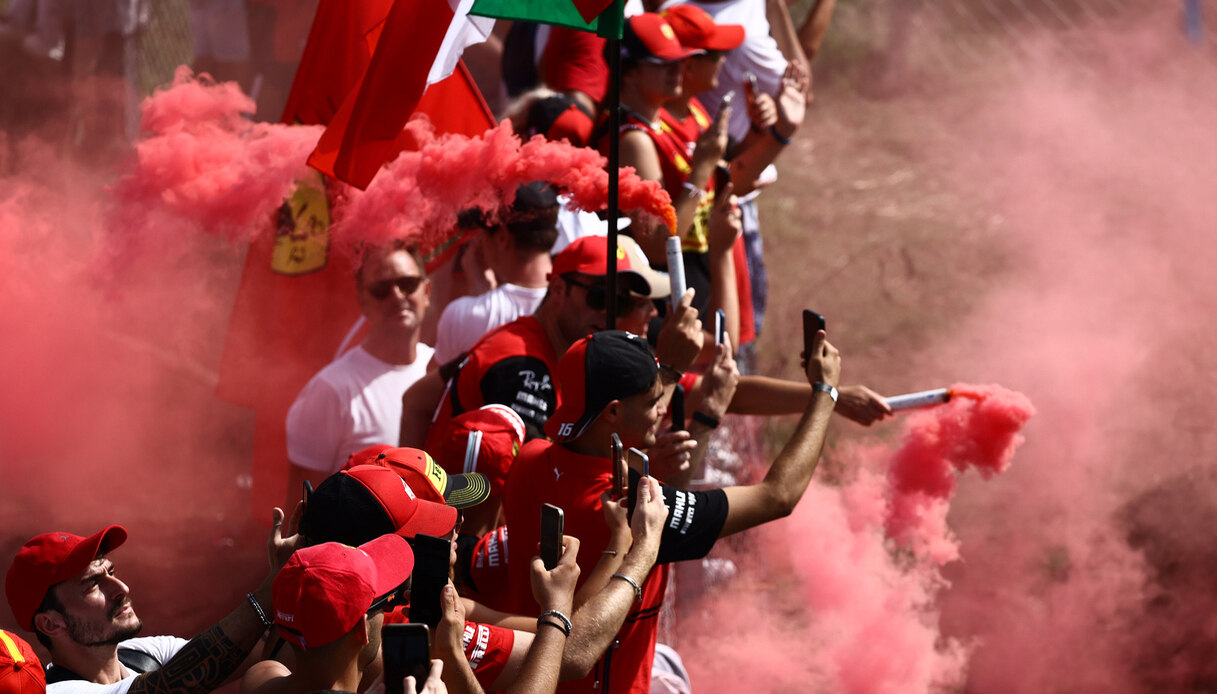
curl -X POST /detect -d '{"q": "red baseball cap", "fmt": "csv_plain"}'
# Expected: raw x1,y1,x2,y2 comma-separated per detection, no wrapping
0,630,45,694
6,526,127,631
272,535,414,651
546,331,659,442
661,5,745,52
301,465,458,546
434,405,527,497
621,13,700,64
343,446,491,509
551,236,653,296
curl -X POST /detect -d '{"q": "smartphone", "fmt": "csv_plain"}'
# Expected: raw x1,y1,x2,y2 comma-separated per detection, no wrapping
719,90,734,112
746,72,759,94
540,504,564,570
628,447,650,479
714,309,725,346
669,384,686,432
610,434,625,500
713,164,731,195
407,534,451,630
803,309,826,357
381,623,432,694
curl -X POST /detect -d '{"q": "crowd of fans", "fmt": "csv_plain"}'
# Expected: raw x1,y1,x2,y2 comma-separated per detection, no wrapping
2,1,903,694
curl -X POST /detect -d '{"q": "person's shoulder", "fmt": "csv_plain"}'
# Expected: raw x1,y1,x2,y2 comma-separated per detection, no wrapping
468,316,547,358
119,635,188,663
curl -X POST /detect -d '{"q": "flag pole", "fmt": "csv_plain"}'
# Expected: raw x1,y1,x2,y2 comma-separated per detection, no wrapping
599,0,625,330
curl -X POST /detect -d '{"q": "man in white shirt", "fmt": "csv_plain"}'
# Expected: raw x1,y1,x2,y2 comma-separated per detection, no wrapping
286,243,435,496
433,182,560,365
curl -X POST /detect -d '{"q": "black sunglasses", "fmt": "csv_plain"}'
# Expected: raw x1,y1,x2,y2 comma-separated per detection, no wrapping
563,275,647,318
368,579,410,614
366,276,423,300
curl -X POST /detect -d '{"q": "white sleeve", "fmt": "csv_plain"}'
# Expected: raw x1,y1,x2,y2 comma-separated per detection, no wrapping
435,298,491,365
285,377,347,473
47,637,188,694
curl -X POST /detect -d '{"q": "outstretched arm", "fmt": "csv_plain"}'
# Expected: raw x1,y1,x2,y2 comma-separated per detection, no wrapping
718,332,840,538
134,508,301,694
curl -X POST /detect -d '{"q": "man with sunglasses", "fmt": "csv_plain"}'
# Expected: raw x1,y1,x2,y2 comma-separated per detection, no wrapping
402,234,702,453
286,243,435,496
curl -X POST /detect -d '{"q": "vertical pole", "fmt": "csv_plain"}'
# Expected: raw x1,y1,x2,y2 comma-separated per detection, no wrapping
599,0,625,330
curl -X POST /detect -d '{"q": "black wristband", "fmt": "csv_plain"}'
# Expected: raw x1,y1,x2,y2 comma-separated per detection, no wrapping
769,125,793,146
537,619,570,637
692,411,720,429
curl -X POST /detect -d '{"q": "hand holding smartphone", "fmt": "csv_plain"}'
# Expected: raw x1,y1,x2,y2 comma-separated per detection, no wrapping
382,624,431,694
540,504,564,570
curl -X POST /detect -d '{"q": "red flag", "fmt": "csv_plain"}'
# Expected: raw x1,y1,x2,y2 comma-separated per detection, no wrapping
308,0,495,189
218,0,495,520
279,0,395,125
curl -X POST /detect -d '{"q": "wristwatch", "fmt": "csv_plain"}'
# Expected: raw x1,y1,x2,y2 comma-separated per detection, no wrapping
812,381,838,403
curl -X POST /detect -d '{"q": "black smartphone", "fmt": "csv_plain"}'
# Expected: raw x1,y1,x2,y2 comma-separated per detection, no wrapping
629,447,650,479
540,504,564,570
713,164,731,195
407,534,451,630
714,309,725,346
803,309,826,356
610,433,625,500
382,623,431,694
670,384,686,432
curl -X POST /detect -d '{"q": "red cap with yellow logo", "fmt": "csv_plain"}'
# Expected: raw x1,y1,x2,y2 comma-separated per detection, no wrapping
344,446,490,510
551,235,655,296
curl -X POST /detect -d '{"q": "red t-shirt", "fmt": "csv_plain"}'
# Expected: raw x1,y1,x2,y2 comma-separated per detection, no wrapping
425,316,560,452
659,99,756,346
542,28,608,103
383,608,514,691
498,439,728,694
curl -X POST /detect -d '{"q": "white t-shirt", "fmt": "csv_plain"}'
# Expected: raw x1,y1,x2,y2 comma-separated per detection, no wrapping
286,343,435,473
48,636,187,694
434,284,547,364
663,0,789,141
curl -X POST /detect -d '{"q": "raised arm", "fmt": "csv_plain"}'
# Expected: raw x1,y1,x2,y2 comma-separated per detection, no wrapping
131,508,300,694
718,332,840,537
503,538,581,694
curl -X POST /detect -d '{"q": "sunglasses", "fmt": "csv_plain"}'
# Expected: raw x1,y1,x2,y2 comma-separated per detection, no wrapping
368,580,410,614
563,275,649,318
366,276,423,300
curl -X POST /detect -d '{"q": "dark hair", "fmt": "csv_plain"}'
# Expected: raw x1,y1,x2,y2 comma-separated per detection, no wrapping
502,182,560,252
33,587,64,650
353,240,428,287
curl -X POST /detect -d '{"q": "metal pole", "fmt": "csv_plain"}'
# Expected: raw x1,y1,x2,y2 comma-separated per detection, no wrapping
600,0,625,330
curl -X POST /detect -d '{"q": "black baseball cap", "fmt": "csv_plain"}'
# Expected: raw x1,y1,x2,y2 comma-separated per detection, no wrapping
545,331,659,442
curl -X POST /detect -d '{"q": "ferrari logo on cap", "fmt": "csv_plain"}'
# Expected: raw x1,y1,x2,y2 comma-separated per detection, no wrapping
660,24,676,40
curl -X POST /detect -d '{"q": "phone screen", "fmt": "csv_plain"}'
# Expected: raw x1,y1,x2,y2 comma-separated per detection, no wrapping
407,535,451,630
540,504,564,570
382,624,431,694
670,384,686,432
802,309,826,356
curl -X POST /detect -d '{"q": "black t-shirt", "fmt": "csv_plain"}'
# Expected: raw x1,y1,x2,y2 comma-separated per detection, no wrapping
627,468,728,565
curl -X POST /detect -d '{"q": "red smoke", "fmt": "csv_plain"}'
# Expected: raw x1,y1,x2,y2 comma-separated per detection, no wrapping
886,384,1035,559
678,384,1033,693
337,119,676,259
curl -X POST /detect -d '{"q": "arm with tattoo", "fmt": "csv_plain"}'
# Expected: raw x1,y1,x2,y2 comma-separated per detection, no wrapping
128,508,300,694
